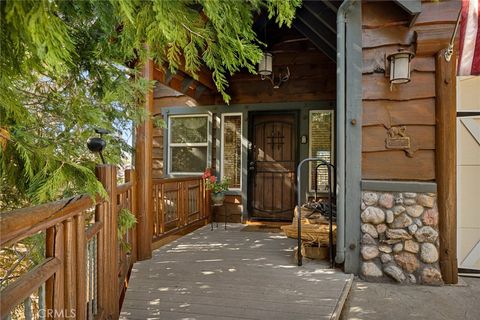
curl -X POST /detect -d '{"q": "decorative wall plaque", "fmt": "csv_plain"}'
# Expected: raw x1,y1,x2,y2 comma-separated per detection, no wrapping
385,126,415,157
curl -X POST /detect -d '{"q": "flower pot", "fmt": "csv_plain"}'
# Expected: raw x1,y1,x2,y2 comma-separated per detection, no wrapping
211,192,225,206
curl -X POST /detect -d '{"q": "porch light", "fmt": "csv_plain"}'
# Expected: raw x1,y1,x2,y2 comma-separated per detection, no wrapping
258,51,290,89
387,49,415,85
258,52,273,76
87,128,109,164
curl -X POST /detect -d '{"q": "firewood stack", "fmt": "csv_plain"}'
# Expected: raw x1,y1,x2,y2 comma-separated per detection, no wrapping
281,205,337,246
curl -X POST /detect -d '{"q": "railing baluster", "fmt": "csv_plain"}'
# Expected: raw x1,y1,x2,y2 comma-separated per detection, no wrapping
38,283,46,320
23,296,32,320
88,239,93,319
93,235,98,315
75,214,86,320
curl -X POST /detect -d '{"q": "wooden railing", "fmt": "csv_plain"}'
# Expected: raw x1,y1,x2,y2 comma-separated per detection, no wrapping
0,165,136,320
152,177,210,241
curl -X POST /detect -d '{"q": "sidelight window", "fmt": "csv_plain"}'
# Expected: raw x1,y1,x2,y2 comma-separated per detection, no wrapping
309,110,334,193
221,113,242,190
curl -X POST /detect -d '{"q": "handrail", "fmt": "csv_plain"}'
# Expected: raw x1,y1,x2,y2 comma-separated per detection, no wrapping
0,194,98,247
296,158,336,267
0,257,61,316
116,181,133,194
153,176,202,183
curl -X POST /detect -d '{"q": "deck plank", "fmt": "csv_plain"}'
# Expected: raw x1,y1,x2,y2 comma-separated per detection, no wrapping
121,224,352,320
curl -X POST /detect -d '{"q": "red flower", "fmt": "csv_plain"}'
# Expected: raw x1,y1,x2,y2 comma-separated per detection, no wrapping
209,176,216,183
203,168,212,179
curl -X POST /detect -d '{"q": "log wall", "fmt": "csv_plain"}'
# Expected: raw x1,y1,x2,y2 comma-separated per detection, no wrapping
361,0,460,181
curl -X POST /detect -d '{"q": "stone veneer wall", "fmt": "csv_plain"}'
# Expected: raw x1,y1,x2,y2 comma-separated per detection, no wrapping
360,191,443,285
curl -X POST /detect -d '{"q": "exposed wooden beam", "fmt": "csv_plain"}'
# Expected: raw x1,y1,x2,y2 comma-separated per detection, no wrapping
322,0,338,14
296,8,336,50
303,1,337,34
293,20,336,62
435,49,458,285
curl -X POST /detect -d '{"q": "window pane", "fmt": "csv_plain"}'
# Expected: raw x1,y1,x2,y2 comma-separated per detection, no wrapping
310,112,333,192
170,117,208,143
171,147,208,173
223,115,242,189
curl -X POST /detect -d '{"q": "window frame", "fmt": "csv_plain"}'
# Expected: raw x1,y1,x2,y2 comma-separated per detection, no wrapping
220,113,243,191
167,114,211,175
308,110,335,193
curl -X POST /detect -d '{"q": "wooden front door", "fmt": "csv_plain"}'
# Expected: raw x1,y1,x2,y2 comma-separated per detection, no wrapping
248,113,297,220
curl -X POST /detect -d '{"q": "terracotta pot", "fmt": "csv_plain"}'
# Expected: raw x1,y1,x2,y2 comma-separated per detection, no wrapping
211,192,225,206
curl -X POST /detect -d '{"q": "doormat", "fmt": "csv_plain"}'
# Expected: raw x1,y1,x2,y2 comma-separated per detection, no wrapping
240,225,283,233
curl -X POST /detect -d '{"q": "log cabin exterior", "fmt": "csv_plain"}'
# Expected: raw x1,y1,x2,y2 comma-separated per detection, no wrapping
0,1,468,319
140,0,462,285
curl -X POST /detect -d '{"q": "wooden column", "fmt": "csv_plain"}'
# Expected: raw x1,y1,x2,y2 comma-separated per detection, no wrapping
95,164,119,317
135,59,154,260
435,49,458,284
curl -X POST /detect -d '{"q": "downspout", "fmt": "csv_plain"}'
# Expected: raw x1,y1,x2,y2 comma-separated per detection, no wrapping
335,0,356,264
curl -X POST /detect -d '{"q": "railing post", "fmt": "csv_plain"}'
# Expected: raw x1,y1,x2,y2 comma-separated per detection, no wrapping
45,223,64,319
95,164,119,318
125,169,137,263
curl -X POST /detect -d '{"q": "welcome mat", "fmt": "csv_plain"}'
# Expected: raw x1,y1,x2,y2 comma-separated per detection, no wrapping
240,225,283,233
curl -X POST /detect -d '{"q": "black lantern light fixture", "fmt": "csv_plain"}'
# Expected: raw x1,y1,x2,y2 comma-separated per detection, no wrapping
386,49,415,89
87,128,110,164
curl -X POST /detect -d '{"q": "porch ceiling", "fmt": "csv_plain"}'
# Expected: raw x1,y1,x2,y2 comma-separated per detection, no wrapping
293,0,339,62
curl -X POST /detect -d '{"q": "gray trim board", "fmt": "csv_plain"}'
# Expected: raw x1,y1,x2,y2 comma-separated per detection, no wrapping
361,180,437,193
344,1,362,275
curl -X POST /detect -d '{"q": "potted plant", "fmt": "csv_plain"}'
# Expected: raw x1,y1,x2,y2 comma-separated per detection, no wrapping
202,168,229,206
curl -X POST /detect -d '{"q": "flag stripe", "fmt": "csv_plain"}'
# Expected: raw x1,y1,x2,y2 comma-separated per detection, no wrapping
458,0,470,72
459,0,479,76
472,5,480,75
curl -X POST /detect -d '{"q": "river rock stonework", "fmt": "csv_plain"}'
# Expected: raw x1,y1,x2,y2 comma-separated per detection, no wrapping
360,191,443,285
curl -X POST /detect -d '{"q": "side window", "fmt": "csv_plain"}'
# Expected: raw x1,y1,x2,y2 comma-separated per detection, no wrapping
221,114,242,190
168,115,209,174
309,110,334,192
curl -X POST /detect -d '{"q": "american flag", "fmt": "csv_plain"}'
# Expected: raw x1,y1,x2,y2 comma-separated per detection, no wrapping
458,0,480,75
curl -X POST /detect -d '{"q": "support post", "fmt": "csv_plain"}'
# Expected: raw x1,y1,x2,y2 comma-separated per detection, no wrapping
135,58,154,260
435,49,458,284
96,164,119,317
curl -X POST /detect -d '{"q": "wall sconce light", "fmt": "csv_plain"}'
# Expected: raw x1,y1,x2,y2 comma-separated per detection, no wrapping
386,49,415,89
258,52,290,89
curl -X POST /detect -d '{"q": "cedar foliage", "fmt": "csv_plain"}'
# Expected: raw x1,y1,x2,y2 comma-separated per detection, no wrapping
0,0,301,208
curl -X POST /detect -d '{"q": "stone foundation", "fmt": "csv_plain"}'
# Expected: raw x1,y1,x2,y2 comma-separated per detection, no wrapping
360,191,443,285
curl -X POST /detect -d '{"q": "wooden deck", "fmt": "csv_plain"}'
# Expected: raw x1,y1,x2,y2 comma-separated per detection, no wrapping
120,224,353,320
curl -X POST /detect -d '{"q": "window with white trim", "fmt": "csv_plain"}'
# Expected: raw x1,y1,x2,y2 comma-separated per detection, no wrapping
221,113,242,190
309,110,334,192
168,115,209,174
